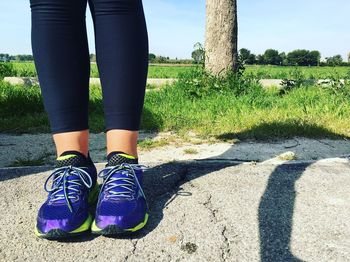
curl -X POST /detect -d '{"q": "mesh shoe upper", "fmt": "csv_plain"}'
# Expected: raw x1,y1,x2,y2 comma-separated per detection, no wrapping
36,151,97,234
94,152,149,230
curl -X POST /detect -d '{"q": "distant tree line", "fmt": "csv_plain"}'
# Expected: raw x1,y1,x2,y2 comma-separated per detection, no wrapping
92,53,194,64
1,50,349,67
0,53,34,62
148,53,193,64
94,53,194,64
239,48,349,66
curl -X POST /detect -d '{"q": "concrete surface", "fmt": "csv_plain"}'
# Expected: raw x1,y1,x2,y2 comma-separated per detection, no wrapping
1,132,350,261
2,132,350,168
0,157,350,261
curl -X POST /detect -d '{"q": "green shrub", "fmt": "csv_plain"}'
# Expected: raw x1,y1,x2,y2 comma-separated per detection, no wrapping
319,69,350,98
0,62,14,79
0,80,44,116
280,67,316,95
175,66,262,99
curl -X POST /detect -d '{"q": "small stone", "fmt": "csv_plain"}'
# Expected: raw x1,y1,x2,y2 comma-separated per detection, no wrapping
180,242,198,254
277,151,297,161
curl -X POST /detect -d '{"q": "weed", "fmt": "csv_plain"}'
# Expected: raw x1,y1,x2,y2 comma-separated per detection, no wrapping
175,66,261,99
10,154,47,167
138,138,170,151
183,148,198,154
280,68,316,95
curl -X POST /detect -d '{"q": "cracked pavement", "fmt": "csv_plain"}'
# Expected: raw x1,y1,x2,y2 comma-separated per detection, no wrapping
0,158,350,261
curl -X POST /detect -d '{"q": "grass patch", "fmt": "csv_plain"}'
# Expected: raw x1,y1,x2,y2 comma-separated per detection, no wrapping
183,148,199,154
1,66,350,140
6,62,197,79
5,62,350,79
245,65,350,79
142,67,350,140
137,138,171,151
9,154,47,167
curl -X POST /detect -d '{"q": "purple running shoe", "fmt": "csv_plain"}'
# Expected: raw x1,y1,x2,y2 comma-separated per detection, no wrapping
91,151,149,236
35,151,99,240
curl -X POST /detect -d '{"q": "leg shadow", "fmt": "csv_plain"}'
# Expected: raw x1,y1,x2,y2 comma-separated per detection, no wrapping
259,162,310,262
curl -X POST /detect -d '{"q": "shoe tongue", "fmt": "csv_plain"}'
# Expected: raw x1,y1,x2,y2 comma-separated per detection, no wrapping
105,152,144,186
55,150,90,168
106,151,138,167
104,159,137,198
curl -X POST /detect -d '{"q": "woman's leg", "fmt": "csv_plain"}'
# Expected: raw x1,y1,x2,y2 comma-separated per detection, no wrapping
31,0,100,240
31,0,90,157
88,0,149,158
53,130,89,157
89,0,149,236
106,130,138,158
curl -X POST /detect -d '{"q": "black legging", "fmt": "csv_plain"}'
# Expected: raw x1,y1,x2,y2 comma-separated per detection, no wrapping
30,0,149,134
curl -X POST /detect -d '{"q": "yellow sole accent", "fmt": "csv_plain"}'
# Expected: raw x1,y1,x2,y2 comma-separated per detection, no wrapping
56,154,77,161
91,213,149,233
126,213,149,232
91,220,100,232
34,214,93,237
34,226,42,237
118,153,136,159
71,214,93,233
88,183,100,205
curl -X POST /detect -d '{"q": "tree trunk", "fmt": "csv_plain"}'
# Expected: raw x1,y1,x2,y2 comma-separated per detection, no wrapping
205,0,238,76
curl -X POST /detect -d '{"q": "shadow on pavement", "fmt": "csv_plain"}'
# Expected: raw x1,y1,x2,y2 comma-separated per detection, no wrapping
258,162,309,262
1,121,348,259
0,166,52,182
135,124,348,260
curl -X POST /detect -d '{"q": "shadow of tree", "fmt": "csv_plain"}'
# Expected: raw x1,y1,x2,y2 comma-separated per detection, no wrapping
216,122,348,141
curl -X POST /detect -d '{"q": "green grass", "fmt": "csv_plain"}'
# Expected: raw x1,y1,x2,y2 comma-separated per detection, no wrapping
138,138,171,150
9,155,47,167
183,148,199,154
6,62,350,79
1,67,350,140
8,62,196,79
143,76,350,140
244,65,350,79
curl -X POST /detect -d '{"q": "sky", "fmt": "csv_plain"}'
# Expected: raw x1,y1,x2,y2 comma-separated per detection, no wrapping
0,0,349,60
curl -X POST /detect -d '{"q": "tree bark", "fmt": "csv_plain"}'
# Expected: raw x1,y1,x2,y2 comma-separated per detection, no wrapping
205,0,238,76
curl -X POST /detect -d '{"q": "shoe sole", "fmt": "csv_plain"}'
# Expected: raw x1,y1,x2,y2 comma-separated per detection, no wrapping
34,183,100,240
91,213,149,236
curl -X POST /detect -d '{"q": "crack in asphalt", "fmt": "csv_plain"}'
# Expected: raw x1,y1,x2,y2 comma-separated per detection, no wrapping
124,165,190,261
203,194,218,222
125,239,139,261
203,194,231,261
221,226,231,261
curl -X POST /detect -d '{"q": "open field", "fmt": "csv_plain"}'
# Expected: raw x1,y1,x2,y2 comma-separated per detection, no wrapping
6,62,197,79
245,65,350,79
4,62,350,79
